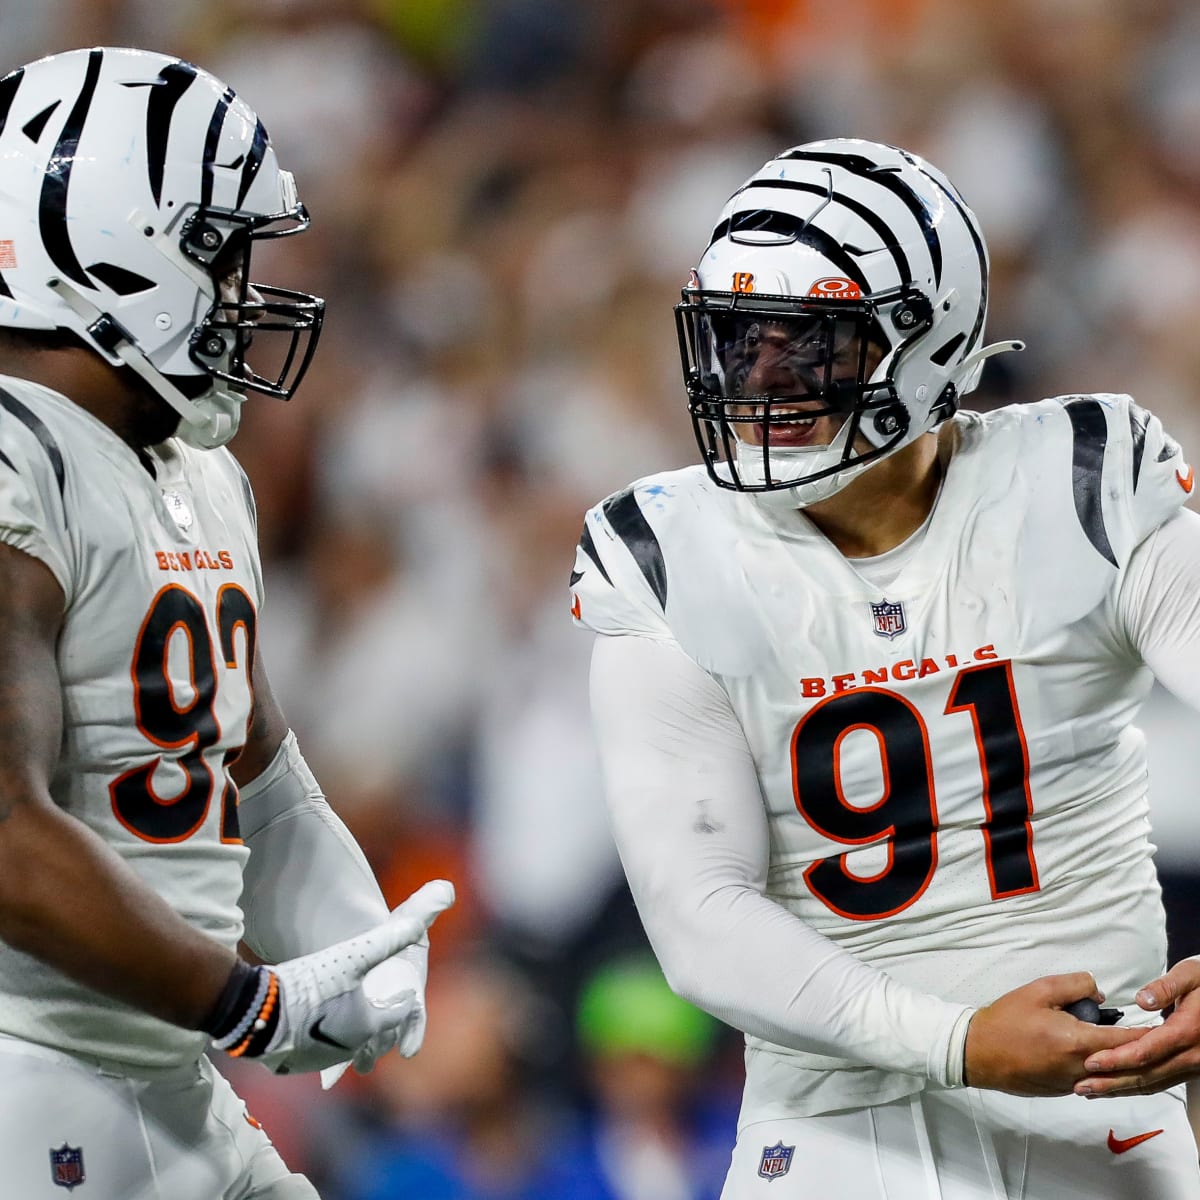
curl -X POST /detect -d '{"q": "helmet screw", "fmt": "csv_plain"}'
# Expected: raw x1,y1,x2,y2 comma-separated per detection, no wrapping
896,307,916,328
200,229,221,250
874,406,909,438
155,313,172,331
204,336,225,356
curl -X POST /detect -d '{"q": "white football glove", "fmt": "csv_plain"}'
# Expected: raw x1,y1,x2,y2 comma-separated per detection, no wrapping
319,894,436,1089
213,879,454,1075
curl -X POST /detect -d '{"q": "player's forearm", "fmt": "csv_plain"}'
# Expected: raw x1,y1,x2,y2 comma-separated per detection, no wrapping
238,730,388,961
594,633,973,1083
629,852,973,1082
0,795,234,1029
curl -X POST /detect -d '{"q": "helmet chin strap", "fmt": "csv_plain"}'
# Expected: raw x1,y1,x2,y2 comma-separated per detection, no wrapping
46,276,238,448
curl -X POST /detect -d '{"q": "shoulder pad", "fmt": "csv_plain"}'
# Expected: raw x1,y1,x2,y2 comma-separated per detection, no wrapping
0,381,72,591
1053,393,1189,567
217,446,258,533
570,479,672,639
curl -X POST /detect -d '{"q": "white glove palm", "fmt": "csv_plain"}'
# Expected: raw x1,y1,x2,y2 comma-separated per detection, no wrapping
318,892,437,1088
218,880,453,1075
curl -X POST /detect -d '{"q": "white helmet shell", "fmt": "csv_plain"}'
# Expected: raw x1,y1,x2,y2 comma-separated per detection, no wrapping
0,47,323,447
676,138,1021,505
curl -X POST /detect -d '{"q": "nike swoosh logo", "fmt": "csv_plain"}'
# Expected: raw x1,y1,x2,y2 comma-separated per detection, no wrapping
1107,1128,1164,1155
1177,464,1194,494
309,1017,351,1050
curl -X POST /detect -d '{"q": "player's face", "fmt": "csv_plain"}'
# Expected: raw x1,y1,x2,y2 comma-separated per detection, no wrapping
213,257,266,327
211,247,266,390
719,315,883,448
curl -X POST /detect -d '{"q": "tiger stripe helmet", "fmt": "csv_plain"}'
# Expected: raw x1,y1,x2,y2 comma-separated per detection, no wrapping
0,47,324,448
675,138,1021,505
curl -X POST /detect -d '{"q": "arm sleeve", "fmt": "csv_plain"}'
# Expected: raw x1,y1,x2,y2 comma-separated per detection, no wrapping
237,731,388,963
590,633,974,1085
1118,508,1200,708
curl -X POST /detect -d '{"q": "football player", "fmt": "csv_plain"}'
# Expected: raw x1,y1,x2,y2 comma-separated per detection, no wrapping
572,138,1200,1196
0,48,453,1199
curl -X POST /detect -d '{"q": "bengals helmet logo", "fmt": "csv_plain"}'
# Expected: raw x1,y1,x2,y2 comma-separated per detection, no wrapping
808,277,863,300
731,272,755,293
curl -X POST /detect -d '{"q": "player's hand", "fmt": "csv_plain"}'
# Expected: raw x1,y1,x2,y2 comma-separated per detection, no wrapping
1073,958,1200,1098
318,888,440,1089
964,972,1147,1096
218,879,454,1075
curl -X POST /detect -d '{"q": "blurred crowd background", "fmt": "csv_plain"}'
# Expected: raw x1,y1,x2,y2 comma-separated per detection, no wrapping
7,0,1200,1195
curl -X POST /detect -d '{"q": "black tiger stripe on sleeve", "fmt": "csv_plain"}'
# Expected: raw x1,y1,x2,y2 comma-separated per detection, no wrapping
1128,401,1149,491
602,486,667,609
1064,397,1117,567
577,521,613,588
0,386,66,502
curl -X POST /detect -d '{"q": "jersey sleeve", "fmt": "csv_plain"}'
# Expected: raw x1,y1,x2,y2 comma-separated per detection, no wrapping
590,633,974,1084
1118,509,1200,704
0,395,72,599
1055,393,1191,567
570,483,673,640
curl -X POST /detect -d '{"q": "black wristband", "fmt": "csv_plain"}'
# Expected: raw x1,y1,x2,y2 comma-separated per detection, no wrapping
201,958,261,1039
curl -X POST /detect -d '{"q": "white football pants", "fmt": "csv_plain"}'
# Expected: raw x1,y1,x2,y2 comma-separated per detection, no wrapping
723,1085,1200,1198
0,1034,318,1198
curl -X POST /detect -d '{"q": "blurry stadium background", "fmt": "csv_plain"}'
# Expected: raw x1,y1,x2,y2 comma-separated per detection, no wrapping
6,1,1200,1195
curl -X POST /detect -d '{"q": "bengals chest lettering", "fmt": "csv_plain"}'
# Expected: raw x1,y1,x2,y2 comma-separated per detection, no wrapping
154,548,235,573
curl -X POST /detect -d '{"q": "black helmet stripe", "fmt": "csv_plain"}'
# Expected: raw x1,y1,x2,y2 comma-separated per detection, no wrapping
39,47,103,290
200,86,235,211
732,178,913,287
0,68,25,136
236,119,269,207
900,150,989,360
145,60,197,206
709,210,870,292
22,102,60,143
778,149,943,286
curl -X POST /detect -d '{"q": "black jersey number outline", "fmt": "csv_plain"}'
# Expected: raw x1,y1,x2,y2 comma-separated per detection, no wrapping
791,660,1037,920
110,583,257,844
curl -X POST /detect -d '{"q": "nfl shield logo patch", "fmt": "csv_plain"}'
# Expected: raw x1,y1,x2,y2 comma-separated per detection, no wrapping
50,1144,85,1190
757,1141,794,1181
871,598,906,640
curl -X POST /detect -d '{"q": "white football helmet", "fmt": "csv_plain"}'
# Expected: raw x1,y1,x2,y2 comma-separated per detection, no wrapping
675,138,1022,506
0,47,324,448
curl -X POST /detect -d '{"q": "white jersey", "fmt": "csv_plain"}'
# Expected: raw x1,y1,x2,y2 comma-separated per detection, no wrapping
574,394,1190,1103
0,376,262,1070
